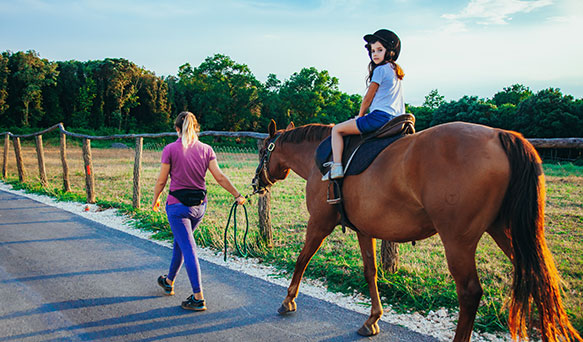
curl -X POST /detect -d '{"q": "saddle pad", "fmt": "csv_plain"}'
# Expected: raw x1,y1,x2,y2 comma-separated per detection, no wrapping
315,134,404,177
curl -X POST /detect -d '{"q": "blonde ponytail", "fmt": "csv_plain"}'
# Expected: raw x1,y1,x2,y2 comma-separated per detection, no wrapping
174,111,200,149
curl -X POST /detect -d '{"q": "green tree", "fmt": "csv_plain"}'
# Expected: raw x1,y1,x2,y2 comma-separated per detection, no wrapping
431,96,497,127
72,77,97,128
258,73,286,130
132,71,171,132
408,89,446,131
179,54,261,131
7,51,58,127
492,84,532,106
515,88,581,137
407,105,433,131
103,59,142,131
492,103,518,130
423,89,444,109
0,53,9,122
165,74,188,117
279,67,339,125
322,92,360,124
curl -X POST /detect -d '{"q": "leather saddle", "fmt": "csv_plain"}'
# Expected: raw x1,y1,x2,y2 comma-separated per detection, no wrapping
316,114,416,177
314,114,416,233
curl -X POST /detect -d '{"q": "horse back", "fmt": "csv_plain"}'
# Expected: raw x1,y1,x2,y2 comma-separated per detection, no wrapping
343,121,511,242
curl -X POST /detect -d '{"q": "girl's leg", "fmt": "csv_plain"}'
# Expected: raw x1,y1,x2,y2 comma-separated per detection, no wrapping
331,119,360,163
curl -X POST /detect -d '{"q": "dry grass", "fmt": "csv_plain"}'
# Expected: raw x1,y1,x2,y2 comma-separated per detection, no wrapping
2,142,582,333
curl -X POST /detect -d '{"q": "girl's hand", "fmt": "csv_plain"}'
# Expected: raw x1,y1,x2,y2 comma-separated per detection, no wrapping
152,199,161,212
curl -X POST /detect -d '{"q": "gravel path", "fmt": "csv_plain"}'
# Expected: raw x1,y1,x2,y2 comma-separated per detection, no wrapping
0,182,512,341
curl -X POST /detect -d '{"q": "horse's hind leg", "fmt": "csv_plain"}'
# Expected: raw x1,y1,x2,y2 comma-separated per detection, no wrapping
355,232,383,336
487,223,513,260
278,216,335,315
443,240,483,342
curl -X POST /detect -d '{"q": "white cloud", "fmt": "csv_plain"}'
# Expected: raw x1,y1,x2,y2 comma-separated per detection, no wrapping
442,0,553,25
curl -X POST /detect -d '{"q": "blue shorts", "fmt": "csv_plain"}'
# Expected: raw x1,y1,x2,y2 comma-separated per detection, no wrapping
356,110,397,134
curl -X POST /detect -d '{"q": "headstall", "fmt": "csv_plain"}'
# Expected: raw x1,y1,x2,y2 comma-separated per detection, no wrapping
252,134,281,193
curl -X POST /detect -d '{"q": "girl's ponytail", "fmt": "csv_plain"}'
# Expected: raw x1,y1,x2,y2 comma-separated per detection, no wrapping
174,111,200,149
390,61,405,80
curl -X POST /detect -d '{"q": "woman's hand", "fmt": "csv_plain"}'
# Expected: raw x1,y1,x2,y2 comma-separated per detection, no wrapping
235,194,246,205
152,163,170,213
152,199,161,212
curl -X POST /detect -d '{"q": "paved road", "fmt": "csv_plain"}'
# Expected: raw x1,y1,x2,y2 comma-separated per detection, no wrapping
0,189,437,342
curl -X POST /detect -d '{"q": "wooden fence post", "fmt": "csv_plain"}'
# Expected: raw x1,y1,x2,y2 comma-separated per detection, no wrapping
2,133,9,179
60,132,71,192
256,139,273,247
35,135,48,187
82,138,96,203
258,192,273,247
380,240,399,273
12,136,25,182
132,137,143,209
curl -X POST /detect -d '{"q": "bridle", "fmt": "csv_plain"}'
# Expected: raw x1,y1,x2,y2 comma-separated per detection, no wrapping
252,134,281,194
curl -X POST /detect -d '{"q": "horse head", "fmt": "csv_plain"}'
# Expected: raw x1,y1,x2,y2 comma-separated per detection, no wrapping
251,119,294,195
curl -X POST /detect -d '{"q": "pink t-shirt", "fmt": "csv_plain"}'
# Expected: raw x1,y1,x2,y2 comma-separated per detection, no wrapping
161,138,216,205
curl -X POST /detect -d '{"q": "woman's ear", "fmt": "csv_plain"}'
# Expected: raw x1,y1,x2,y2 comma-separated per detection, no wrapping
268,119,276,137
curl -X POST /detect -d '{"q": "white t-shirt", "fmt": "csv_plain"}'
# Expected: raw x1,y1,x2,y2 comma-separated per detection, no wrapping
369,63,405,116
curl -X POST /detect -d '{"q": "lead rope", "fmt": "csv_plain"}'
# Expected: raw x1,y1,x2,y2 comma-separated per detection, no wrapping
223,195,251,262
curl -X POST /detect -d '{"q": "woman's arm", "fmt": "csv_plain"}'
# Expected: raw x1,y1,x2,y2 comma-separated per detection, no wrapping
152,163,171,211
208,159,246,205
357,82,379,117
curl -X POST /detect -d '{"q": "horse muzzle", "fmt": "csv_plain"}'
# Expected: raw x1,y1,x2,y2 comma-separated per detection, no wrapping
251,177,270,195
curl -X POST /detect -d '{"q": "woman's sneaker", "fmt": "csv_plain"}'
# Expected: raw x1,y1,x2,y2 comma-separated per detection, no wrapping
157,275,174,296
181,295,206,311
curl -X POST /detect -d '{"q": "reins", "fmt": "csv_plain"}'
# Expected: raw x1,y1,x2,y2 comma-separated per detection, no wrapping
223,133,280,262
222,194,255,262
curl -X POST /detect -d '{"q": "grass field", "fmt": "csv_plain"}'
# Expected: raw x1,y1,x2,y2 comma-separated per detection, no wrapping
2,140,582,335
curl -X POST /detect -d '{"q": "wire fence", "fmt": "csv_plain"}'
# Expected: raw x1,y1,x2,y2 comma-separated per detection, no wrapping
1,123,582,245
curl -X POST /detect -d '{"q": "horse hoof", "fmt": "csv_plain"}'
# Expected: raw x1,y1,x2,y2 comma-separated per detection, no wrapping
277,304,296,315
357,323,379,336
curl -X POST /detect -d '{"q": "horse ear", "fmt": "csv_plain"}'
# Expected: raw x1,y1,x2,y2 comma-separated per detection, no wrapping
268,119,276,137
286,122,295,130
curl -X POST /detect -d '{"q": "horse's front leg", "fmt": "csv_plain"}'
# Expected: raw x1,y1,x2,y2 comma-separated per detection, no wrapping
278,216,335,315
356,232,383,336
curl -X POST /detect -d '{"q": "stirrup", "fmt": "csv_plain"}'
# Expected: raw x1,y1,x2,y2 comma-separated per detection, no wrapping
326,180,342,204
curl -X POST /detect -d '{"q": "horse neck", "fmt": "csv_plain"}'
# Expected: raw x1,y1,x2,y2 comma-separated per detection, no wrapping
279,140,320,180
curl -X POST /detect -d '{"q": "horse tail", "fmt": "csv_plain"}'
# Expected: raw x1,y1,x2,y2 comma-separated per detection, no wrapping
498,130,581,342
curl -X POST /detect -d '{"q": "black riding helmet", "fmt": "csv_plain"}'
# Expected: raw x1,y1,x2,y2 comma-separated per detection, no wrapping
364,29,401,62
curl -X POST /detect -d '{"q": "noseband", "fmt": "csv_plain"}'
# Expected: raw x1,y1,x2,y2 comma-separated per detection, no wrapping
252,134,281,193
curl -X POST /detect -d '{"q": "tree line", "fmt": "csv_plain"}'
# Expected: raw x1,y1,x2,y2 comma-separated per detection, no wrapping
410,85,583,138
1,50,582,138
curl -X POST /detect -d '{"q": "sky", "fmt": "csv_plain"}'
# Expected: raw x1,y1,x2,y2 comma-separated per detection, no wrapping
1,0,582,105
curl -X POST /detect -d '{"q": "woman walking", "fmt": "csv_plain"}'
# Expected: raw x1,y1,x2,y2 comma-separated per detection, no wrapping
152,111,245,311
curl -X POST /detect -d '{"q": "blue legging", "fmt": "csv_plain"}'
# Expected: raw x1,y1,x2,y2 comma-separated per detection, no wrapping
165,202,206,294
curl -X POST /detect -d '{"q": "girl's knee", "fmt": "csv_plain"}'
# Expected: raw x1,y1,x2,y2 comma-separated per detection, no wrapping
333,124,347,136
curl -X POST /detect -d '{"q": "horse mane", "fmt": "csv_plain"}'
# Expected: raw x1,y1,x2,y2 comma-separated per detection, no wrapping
278,123,332,144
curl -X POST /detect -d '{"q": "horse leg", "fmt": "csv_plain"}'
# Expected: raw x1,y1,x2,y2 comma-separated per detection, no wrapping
487,223,513,260
443,242,483,342
355,232,383,336
278,217,335,315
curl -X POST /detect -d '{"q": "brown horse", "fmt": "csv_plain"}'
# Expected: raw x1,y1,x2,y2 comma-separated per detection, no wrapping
252,119,581,342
